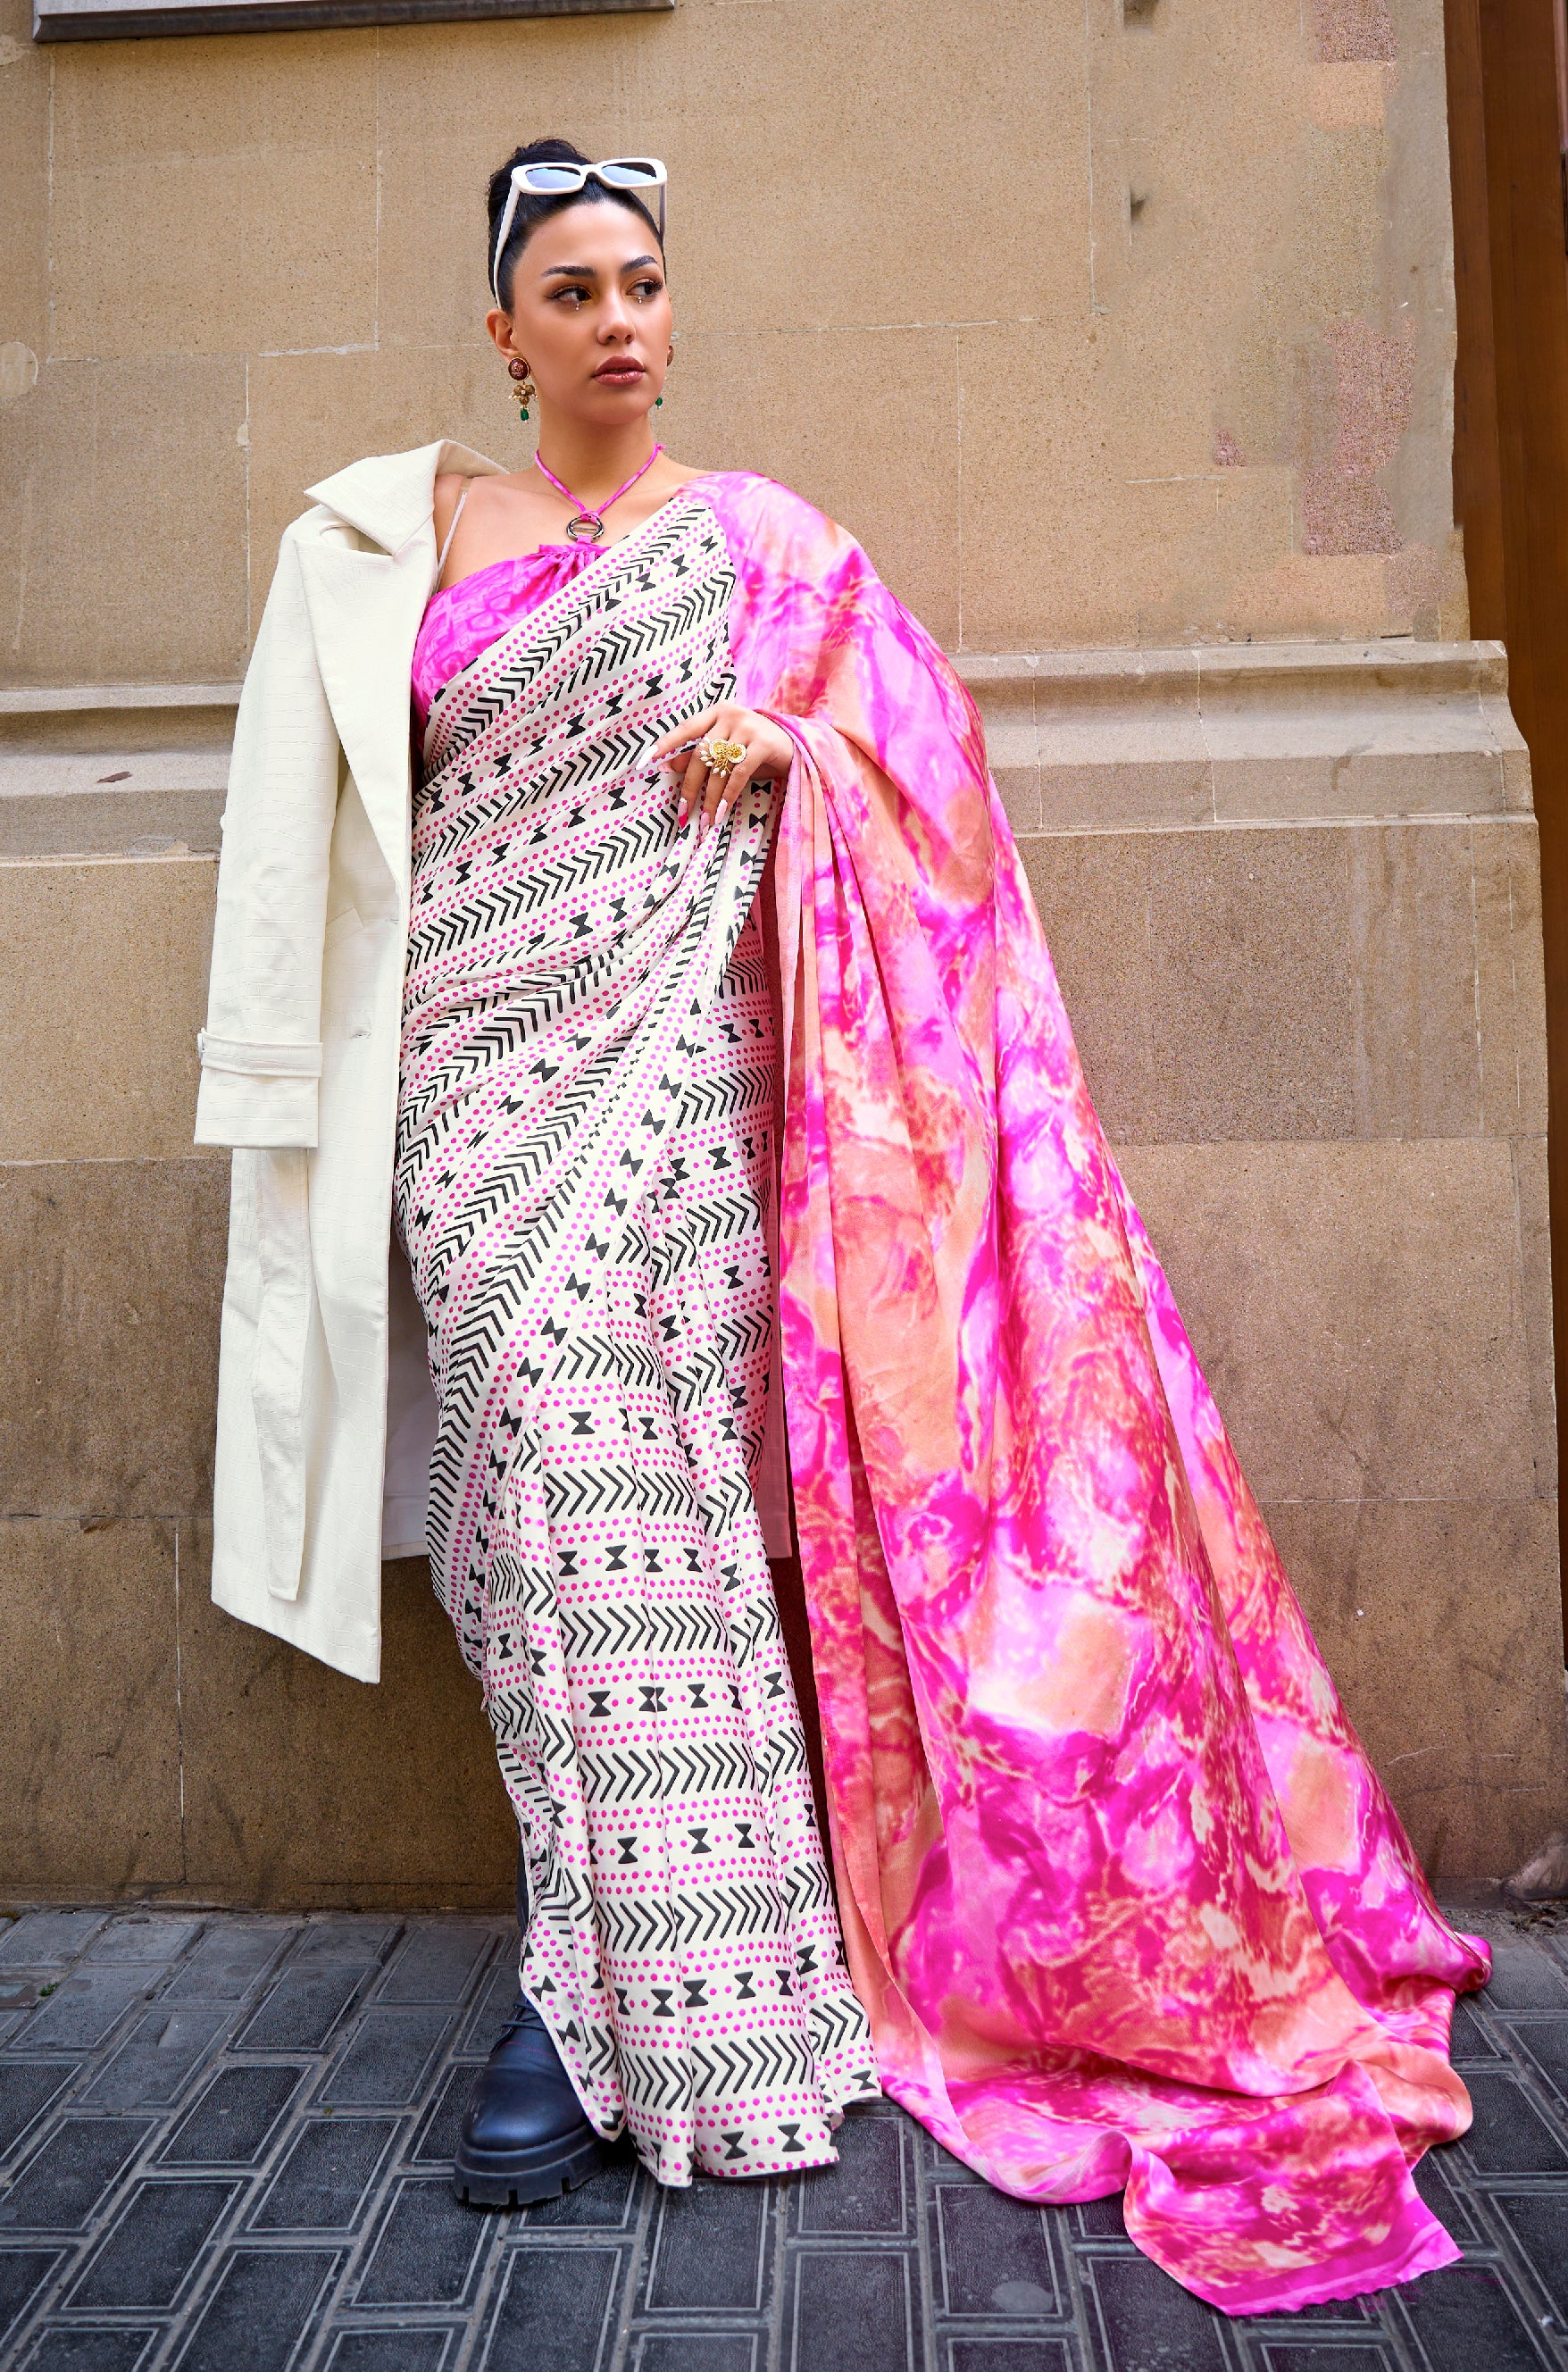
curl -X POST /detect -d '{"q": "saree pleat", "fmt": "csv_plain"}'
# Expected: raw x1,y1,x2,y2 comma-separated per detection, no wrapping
396,496,878,2184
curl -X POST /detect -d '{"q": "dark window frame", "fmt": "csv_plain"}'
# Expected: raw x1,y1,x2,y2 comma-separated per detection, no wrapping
34,0,669,40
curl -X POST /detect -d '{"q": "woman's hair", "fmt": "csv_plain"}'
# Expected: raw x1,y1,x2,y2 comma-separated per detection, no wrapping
487,138,663,311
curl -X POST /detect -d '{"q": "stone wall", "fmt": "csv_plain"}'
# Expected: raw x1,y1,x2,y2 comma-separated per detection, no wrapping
3,642,1562,1903
1,0,1564,1902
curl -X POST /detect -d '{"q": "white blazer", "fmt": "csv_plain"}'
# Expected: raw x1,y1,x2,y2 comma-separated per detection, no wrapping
197,438,791,1686
196,438,509,1683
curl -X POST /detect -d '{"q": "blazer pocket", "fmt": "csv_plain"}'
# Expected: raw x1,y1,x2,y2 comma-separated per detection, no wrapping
322,904,388,1044
251,1148,316,1603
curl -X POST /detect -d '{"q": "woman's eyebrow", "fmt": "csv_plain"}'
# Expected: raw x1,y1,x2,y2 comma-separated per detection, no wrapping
539,262,598,280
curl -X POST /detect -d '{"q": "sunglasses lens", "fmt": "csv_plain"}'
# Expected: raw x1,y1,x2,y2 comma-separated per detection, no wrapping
524,166,583,191
600,161,660,186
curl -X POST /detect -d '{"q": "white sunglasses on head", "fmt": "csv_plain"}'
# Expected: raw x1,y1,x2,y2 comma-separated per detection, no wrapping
490,157,669,302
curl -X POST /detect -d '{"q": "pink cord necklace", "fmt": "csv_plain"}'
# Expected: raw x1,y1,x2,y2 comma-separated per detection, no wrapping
534,444,663,544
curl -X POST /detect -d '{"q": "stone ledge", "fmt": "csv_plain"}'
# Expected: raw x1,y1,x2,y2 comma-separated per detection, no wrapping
0,641,1531,856
953,637,1530,832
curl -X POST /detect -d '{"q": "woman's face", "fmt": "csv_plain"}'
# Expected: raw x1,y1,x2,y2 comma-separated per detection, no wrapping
488,199,672,430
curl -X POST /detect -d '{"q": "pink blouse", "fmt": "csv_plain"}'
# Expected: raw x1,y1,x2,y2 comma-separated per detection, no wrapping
412,541,608,729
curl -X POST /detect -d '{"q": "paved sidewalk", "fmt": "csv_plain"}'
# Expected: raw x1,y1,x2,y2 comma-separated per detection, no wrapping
0,1904,1564,2370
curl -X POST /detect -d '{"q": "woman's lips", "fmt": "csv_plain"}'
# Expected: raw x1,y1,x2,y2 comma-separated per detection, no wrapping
594,363,645,383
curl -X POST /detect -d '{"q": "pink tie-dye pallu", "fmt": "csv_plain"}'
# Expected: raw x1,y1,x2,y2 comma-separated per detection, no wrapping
692,470,1489,2315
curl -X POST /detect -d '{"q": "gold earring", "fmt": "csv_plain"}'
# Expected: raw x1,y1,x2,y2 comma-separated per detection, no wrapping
507,356,536,424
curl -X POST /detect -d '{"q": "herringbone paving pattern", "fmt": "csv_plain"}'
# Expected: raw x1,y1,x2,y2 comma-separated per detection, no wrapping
0,1902,1564,2370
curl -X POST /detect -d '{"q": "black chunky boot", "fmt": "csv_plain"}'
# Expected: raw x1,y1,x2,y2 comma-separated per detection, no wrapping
453,1847,605,2209
452,1992,605,2207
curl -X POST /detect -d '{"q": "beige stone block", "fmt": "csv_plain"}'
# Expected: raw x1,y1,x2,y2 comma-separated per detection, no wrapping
0,855,217,1162
0,1159,227,1520
955,324,1118,651
1309,63,1390,129
1473,817,1550,1138
0,1516,182,1894
373,0,1088,352
179,1533,516,1908
1347,821,1480,1140
1117,472,1298,649
665,327,963,651
1266,1499,1566,1887
1203,643,1511,823
0,8,49,355
1512,1134,1558,1499
47,33,377,359
1019,831,1155,1142
1032,648,1211,831
1220,553,1389,642
0,359,247,689
1144,827,1355,1141
246,347,505,618
1116,1138,1537,1504
960,662,1039,834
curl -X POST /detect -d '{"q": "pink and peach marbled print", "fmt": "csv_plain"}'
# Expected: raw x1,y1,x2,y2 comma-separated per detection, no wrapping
689,471,1488,2316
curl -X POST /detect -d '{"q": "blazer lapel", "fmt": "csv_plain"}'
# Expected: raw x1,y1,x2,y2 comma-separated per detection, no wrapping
297,537,430,896
295,438,506,894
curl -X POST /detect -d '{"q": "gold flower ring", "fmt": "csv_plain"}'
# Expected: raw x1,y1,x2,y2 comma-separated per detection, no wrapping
698,735,746,777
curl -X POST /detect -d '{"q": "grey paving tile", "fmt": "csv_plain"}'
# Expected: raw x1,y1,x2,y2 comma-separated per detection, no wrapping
0,2120,153,2233
82,1919,203,1967
1412,2145,1488,2246
321,2010,454,2110
326,2336,455,2372
1481,1944,1568,2012
234,1968,369,2056
527,2142,644,2231
13,1973,153,2053
1492,2192,1568,2318
162,1925,293,2006
288,1922,399,1969
933,2184,1063,2320
788,2249,921,2372
378,1925,496,2006
1087,2254,1229,2371
0,1916,111,1970
0,2067,78,2163
251,2117,399,2233
1455,2071,1568,2174
354,2176,490,2307
794,2111,906,2236
456,1959,519,2058
646,2177,768,2312
947,2346,1077,2372
1072,2193,1129,2240
0,2249,66,2345
410,2069,471,2169
1508,2020,1568,2107
21,2332,160,2371
68,2181,238,2309
1256,2349,1397,2372
158,2063,308,2167
480,2244,624,2372
1396,2260,1555,2369
1450,1999,1505,2059
0,1980,47,2015
634,2340,757,2372
171,2245,341,2372
81,2008,228,2111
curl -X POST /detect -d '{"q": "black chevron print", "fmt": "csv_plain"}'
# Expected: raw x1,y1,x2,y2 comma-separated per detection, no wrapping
396,491,878,2187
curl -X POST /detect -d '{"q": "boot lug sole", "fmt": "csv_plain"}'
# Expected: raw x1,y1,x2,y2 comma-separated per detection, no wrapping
452,2131,606,2209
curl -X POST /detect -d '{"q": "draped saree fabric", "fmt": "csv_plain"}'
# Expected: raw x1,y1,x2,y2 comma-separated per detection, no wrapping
397,496,879,2184
688,472,1490,2314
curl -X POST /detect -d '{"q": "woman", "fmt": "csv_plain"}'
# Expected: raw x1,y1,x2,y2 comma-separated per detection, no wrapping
196,138,1488,2313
